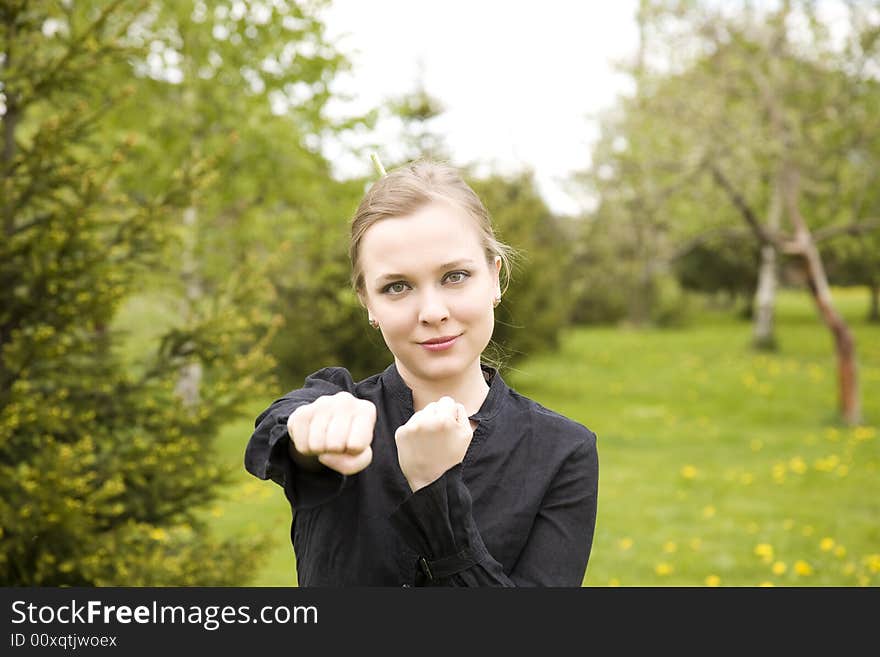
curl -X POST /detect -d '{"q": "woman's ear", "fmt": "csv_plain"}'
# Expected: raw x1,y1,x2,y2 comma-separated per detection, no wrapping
492,256,502,297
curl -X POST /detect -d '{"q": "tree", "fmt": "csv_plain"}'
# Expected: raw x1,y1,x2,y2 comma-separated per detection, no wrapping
469,170,576,366
0,1,294,585
386,82,450,164
577,0,880,424
96,0,381,392
673,232,760,317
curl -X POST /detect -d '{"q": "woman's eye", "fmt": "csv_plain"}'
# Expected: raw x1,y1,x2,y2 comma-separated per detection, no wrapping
445,271,470,284
383,282,408,295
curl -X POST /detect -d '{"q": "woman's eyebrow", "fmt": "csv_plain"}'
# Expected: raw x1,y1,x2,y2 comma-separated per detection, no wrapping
374,259,476,284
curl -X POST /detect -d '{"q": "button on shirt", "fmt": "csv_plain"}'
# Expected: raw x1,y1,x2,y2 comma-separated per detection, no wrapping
244,363,599,586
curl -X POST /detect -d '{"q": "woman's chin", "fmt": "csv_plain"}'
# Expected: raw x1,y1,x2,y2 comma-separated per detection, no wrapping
399,353,469,382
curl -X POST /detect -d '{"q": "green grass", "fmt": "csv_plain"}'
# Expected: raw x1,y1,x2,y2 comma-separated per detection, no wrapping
118,286,880,586
206,407,298,586
503,287,879,587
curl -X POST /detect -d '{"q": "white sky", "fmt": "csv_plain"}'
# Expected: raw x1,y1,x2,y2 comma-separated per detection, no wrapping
318,0,640,216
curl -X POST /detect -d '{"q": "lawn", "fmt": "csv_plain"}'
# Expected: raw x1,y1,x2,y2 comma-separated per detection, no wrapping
123,286,879,586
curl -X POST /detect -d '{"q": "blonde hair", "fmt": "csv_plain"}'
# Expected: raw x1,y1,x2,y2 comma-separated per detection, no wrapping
349,159,515,297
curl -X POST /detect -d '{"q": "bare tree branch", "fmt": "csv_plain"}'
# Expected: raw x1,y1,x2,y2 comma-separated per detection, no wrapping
708,163,782,248
667,226,753,262
814,218,880,243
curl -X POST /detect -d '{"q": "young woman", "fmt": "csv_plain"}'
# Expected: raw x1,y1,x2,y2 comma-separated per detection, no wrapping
244,160,598,586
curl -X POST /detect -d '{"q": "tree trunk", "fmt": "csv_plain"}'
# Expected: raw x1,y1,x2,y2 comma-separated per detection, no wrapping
752,174,782,350
752,245,778,350
800,253,861,425
175,206,203,409
783,170,861,425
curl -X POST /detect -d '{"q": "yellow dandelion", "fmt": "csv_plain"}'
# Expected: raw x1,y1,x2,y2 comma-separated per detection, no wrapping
608,578,620,587
789,456,807,474
758,581,775,587
814,454,840,472
794,560,813,576
663,541,678,554
742,373,757,388
654,562,673,576
702,505,716,519
680,465,698,480
704,575,721,587
754,543,774,561
617,537,634,551
853,426,875,441
772,561,787,575
819,537,835,552
210,506,224,518
771,462,786,483
865,554,880,574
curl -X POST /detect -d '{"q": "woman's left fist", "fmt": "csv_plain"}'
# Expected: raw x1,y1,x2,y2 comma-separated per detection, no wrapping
395,396,474,491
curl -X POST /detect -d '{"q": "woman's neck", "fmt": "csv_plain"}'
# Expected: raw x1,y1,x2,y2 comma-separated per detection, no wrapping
397,359,490,417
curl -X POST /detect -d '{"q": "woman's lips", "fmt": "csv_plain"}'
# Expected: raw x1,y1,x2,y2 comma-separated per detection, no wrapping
419,335,459,352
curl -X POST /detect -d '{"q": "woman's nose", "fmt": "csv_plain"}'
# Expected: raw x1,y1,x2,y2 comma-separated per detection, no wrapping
418,289,449,324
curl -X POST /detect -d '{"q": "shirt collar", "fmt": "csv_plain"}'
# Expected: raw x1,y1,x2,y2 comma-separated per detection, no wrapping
381,361,507,423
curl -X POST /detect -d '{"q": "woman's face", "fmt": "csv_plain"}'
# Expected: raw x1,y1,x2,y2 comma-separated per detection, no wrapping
358,200,501,384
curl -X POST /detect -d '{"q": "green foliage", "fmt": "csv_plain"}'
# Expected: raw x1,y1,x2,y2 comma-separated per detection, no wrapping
568,216,635,325
0,1,337,585
266,175,392,388
819,231,880,321
100,0,383,392
385,85,449,163
574,0,880,331
649,274,692,328
468,170,575,368
673,233,760,310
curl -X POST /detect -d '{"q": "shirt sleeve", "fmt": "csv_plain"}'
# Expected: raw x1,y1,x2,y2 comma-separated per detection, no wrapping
243,367,355,510
389,435,599,587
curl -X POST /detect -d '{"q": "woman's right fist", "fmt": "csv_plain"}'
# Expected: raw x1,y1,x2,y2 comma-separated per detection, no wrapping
287,391,376,475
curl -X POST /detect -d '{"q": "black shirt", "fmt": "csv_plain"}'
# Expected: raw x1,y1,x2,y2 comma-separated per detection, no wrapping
244,362,599,587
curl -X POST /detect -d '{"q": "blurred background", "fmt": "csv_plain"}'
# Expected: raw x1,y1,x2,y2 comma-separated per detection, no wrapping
1,0,878,586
